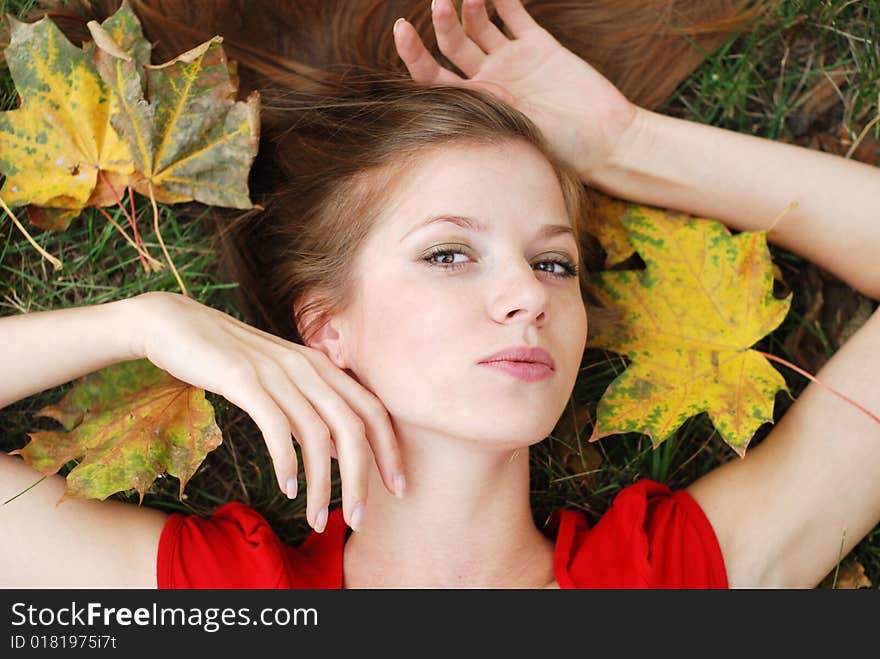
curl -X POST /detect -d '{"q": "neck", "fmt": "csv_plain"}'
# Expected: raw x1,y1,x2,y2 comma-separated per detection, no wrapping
341,422,556,588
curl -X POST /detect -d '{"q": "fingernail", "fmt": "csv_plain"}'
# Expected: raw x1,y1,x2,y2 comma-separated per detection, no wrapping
285,476,297,499
315,506,328,533
394,472,406,499
351,500,364,532
431,0,436,11
393,17,405,35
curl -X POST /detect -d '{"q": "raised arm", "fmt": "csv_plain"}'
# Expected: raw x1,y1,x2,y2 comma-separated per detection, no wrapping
590,107,880,300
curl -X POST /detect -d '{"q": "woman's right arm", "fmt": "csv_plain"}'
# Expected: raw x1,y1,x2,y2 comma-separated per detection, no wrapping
2,292,402,586
0,294,144,409
1,293,167,586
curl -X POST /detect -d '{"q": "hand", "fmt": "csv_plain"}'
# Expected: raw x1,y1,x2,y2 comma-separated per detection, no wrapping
130,292,404,533
393,0,640,181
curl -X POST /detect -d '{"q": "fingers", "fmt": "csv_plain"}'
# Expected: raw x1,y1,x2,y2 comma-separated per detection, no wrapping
461,0,508,53
431,0,488,77
393,16,462,84
276,356,386,530
267,351,405,536
218,322,403,535
321,409,369,534
219,360,333,534
308,351,405,499
257,368,333,533
395,0,522,82
491,0,541,38
217,365,305,506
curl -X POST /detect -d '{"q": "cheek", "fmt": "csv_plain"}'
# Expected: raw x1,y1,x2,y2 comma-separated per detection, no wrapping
352,294,470,430
348,279,462,393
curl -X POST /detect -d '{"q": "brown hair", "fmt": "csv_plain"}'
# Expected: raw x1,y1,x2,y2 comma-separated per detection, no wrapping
12,0,782,344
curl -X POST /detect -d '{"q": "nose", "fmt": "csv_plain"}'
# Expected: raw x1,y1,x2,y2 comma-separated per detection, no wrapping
489,256,550,326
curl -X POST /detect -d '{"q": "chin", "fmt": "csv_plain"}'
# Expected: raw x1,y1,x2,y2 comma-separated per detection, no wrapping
462,414,561,449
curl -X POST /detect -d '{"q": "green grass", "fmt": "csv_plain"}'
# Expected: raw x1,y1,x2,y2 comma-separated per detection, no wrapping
2,0,879,586
662,0,879,140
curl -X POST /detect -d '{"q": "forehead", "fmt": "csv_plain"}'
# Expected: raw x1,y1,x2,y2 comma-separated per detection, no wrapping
375,140,571,238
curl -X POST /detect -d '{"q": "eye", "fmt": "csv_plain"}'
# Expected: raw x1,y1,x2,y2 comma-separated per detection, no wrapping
422,245,578,279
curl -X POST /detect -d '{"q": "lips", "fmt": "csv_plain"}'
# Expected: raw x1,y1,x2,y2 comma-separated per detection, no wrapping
478,346,556,370
479,360,553,382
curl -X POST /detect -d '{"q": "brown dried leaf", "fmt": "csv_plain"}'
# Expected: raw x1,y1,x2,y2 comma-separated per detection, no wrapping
819,556,872,589
852,133,879,167
800,67,850,117
786,66,850,137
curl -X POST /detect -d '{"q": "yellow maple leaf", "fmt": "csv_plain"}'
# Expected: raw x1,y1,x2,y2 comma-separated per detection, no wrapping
0,14,134,229
586,207,792,456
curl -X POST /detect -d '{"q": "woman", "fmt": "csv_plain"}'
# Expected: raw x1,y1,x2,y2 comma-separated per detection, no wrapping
2,0,878,588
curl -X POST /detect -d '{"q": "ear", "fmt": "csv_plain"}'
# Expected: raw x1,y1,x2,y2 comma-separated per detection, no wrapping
295,297,351,370
305,317,351,370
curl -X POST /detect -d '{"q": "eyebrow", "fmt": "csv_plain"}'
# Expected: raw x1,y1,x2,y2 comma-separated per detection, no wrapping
400,214,576,244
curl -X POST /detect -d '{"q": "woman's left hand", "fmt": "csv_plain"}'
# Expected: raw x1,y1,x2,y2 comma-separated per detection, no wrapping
393,0,640,182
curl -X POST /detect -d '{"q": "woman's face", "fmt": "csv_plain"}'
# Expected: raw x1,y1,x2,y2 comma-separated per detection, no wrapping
336,139,588,449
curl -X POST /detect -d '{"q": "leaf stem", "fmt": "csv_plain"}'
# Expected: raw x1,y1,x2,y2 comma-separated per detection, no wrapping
122,185,149,271
765,200,799,235
126,185,149,267
95,205,163,272
96,171,161,272
97,171,135,225
845,113,880,160
831,529,846,589
757,350,880,425
148,181,190,298
0,196,63,270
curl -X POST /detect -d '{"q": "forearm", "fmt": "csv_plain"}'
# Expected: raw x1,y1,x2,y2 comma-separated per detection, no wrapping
588,107,880,300
0,296,144,409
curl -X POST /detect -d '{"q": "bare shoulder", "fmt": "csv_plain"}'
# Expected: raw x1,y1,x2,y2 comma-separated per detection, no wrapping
1,454,168,587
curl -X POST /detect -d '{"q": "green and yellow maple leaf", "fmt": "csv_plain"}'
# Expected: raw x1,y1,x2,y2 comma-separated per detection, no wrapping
0,12,136,230
8,359,223,503
88,3,259,209
586,206,792,456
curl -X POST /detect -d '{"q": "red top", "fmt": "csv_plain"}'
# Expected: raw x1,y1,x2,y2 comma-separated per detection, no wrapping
156,479,727,589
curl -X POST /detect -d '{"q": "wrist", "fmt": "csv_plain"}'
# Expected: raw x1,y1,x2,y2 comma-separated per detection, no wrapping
104,293,153,361
584,104,656,188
